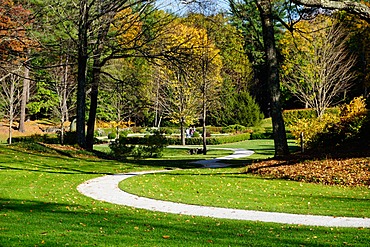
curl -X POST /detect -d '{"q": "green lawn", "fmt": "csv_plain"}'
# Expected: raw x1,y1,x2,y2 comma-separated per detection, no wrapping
120,168,370,217
1,142,369,246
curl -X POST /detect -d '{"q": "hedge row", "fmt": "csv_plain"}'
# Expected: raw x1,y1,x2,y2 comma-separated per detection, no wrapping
166,133,251,145
10,134,59,144
10,132,77,145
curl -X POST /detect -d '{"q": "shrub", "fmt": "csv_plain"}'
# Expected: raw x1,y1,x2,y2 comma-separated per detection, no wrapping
159,127,175,135
109,131,168,159
289,97,368,151
119,130,130,138
109,138,135,159
250,132,273,140
61,131,78,145
289,113,339,149
233,92,264,127
192,131,200,138
221,124,247,133
206,126,223,134
137,132,168,158
108,132,117,139
313,97,368,149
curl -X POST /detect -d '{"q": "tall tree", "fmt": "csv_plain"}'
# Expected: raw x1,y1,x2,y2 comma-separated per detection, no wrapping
256,0,289,156
50,54,76,144
85,4,153,150
183,5,223,154
280,17,357,117
153,20,210,145
33,0,157,149
1,0,34,132
229,0,289,156
0,0,32,62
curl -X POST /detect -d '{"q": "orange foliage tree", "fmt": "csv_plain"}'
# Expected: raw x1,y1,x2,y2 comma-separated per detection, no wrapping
0,0,32,62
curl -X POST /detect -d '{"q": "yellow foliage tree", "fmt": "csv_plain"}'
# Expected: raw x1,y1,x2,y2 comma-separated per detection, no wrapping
110,7,142,50
153,19,222,145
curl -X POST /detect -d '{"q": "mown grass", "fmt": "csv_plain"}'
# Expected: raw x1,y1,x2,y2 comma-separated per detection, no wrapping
120,140,369,218
1,143,369,246
208,139,300,164
120,168,370,217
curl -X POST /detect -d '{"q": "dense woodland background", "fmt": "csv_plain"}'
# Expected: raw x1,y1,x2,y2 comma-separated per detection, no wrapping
1,0,370,154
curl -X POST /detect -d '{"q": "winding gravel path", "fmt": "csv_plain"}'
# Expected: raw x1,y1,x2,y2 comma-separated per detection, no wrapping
77,148,370,228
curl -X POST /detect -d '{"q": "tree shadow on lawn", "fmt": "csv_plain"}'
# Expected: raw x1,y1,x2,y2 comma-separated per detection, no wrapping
2,198,368,247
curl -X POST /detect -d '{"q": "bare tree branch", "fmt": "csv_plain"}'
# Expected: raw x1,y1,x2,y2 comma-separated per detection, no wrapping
292,0,370,23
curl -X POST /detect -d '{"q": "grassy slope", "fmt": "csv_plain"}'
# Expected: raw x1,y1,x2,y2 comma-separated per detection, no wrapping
1,143,369,246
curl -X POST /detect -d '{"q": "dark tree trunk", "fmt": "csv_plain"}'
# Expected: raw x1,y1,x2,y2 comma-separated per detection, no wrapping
86,62,100,151
19,64,30,132
202,104,207,155
76,0,89,148
256,0,289,157
181,117,185,146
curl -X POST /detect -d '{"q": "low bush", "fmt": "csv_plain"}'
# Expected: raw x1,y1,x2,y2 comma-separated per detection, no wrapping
60,131,78,145
206,126,223,134
107,132,117,139
109,138,136,159
289,97,369,151
119,130,130,138
192,131,200,138
159,127,175,135
221,124,248,133
289,113,339,149
250,132,273,140
109,131,168,159
313,97,368,150
10,134,59,144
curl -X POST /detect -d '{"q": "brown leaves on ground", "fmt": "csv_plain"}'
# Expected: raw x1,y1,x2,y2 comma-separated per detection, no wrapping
247,153,370,187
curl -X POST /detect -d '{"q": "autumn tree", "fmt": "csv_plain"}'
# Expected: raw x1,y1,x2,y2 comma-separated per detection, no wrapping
152,20,207,145
156,66,201,145
292,0,370,98
196,33,222,153
185,13,254,127
1,0,35,132
280,17,357,117
182,4,223,154
0,0,32,62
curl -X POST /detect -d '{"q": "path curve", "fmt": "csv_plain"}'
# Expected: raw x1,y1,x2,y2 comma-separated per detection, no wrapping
77,148,370,228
